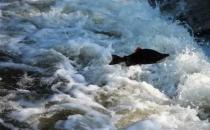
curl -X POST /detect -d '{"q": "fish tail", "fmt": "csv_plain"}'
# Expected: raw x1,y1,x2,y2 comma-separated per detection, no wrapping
109,55,125,65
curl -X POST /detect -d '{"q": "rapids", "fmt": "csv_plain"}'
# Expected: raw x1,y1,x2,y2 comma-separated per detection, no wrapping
1,0,210,130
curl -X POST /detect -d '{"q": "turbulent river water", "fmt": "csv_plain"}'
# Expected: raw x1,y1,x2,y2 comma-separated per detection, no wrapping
1,0,210,130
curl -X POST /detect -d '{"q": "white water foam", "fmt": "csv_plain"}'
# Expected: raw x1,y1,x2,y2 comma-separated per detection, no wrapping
1,0,210,129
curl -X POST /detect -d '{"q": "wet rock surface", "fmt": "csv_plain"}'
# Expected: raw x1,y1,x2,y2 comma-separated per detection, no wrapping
149,0,210,41
185,0,210,40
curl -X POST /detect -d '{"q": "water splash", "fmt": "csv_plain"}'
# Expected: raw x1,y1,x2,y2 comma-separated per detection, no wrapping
1,0,210,129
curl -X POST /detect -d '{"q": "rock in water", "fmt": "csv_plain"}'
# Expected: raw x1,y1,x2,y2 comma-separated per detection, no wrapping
148,0,210,40
185,0,210,39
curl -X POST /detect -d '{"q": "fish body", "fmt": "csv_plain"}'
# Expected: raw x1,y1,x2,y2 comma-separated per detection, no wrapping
109,48,169,66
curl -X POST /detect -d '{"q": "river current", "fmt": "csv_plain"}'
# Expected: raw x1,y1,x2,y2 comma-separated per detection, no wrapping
1,0,210,130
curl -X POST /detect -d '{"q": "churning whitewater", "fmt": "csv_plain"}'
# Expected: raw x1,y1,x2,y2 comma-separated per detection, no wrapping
1,0,210,130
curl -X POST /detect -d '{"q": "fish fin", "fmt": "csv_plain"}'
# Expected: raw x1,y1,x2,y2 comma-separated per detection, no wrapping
135,47,142,52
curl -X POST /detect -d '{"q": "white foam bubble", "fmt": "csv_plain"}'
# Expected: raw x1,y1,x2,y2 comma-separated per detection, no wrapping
55,114,116,130
126,120,163,130
178,73,210,106
126,105,210,130
0,118,19,130
10,108,44,122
